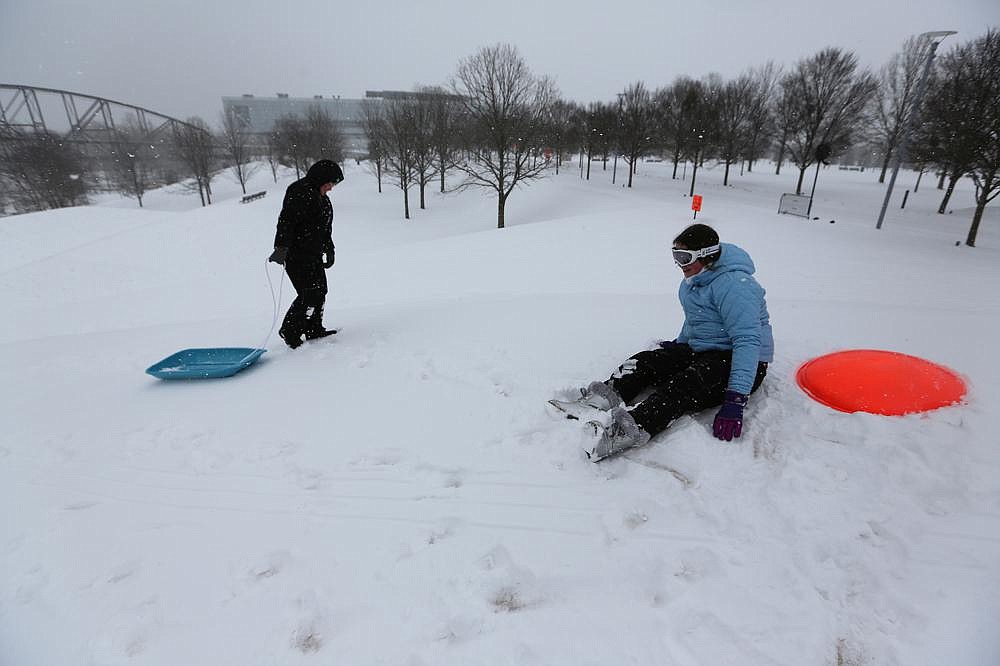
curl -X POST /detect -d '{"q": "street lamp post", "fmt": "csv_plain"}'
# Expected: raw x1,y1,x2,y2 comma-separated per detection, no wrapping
876,30,956,229
612,92,624,185
689,132,703,197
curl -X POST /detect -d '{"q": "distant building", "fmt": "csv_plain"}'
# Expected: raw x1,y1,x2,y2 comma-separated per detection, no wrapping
221,90,462,158
221,93,367,156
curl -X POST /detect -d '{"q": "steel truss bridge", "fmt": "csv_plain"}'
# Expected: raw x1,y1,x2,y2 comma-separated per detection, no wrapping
0,84,207,144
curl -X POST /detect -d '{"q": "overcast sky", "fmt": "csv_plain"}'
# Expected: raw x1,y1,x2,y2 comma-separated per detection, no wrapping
1,0,997,123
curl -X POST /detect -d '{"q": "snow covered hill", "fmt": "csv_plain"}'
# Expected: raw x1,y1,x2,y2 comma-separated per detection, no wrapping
2,160,999,665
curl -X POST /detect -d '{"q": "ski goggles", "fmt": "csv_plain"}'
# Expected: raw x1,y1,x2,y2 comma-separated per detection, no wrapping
672,244,720,267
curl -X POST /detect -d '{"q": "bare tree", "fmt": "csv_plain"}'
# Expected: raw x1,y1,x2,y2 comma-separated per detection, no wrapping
451,43,556,229
361,99,386,193
380,98,419,219
109,117,161,207
743,62,780,173
913,50,978,216
772,86,795,176
302,105,346,164
618,82,655,187
924,30,1000,246
544,99,579,175
589,102,616,171
409,96,438,210
658,77,705,179
272,106,346,178
262,127,282,182
872,37,925,183
684,75,722,197
0,132,89,212
272,115,310,178
577,102,607,180
172,117,217,206
422,87,463,192
780,48,876,193
715,74,754,185
219,108,260,194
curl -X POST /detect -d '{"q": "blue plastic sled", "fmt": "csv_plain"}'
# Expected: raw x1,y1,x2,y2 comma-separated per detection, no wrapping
146,347,266,380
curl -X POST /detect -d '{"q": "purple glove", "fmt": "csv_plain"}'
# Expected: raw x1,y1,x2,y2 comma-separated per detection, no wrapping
713,390,748,441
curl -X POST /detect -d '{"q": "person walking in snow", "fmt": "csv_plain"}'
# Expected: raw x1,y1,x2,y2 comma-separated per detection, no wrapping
268,159,344,349
559,223,773,460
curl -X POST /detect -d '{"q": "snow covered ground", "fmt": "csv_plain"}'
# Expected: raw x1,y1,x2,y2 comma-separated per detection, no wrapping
2,157,999,665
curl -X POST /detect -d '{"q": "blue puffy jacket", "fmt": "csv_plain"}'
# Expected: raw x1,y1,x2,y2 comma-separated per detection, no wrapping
675,243,774,395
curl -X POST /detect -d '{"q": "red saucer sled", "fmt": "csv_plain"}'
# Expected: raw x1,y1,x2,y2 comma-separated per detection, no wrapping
796,349,966,416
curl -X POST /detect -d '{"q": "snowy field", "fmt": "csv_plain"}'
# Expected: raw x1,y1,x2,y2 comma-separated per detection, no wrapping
2,157,999,665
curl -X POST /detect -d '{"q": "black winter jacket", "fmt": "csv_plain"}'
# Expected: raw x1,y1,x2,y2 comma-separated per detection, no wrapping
274,163,338,258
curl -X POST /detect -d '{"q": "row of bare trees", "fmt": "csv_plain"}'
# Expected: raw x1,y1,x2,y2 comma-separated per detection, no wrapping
360,33,996,244
911,29,1000,246
361,45,557,228
0,105,347,215
359,43,872,228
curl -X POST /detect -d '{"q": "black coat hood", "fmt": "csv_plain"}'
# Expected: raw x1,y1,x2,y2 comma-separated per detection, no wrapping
305,160,344,187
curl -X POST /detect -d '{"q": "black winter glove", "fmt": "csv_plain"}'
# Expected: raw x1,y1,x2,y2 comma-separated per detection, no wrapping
658,339,682,350
269,246,289,265
323,247,335,269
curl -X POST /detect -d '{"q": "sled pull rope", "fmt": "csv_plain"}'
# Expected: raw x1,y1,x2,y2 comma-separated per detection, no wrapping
239,256,285,365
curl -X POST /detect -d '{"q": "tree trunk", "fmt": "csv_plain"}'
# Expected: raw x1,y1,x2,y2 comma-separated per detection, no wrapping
966,200,986,247
937,170,946,189
723,160,731,186
914,168,924,193
419,180,426,210
937,173,961,214
377,159,383,194
775,139,786,175
795,167,807,195
402,180,410,220
586,150,592,180
627,158,634,188
878,152,892,184
672,148,682,179
497,192,507,229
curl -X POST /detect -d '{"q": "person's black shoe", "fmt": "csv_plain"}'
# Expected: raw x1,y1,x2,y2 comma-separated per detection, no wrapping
304,328,338,340
279,328,304,349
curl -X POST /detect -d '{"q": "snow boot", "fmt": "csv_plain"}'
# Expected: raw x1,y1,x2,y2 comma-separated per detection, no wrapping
585,406,650,461
279,327,304,350
548,381,624,420
305,327,338,340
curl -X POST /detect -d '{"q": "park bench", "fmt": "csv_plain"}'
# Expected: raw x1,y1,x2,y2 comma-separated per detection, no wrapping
240,191,266,204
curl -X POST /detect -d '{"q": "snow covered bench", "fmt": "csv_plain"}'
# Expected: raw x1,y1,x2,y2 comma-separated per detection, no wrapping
240,191,266,204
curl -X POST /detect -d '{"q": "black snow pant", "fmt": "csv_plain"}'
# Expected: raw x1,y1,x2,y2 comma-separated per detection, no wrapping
607,344,767,437
280,254,328,337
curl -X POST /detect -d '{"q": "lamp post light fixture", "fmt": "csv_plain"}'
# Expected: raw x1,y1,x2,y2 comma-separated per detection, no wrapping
876,30,957,230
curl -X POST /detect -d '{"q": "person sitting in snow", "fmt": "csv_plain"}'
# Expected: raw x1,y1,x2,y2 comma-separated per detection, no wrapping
268,159,344,349
564,223,773,460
